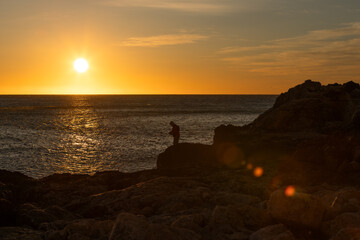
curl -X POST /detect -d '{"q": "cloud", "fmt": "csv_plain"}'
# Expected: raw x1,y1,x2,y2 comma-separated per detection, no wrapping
100,0,288,13
120,33,208,47
219,22,360,79
102,0,231,13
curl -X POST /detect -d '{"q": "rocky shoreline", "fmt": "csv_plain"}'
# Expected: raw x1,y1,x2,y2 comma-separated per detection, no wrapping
1,80,360,240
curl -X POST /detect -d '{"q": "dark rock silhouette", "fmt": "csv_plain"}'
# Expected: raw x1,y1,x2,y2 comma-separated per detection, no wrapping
157,143,219,171
215,80,360,142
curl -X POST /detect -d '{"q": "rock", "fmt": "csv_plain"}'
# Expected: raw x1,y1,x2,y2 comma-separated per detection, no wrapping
0,198,16,226
292,135,359,172
237,205,274,230
0,182,11,199
62,219,113,240
69,176,209,218
319,188,360,219
343,81,360,93
157,143,219,171
209,205,245,233
214,80,360,147
0,171,38,204
249,224,295,240
331,227,360,240
45,205,77,221
0,227,43,240
110,214,201,240
210,192,261,206
45,229,67,240
0,170,33,186
66,190,122,218
322,212,360,238
145,224,201,240
17,203,56,229
268,189,326,229
252,94,353,133
109,212,149,240
273,80,322,108
171,214,204,232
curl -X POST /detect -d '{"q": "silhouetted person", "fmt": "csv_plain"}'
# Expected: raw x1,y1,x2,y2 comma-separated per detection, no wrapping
169,121,180,145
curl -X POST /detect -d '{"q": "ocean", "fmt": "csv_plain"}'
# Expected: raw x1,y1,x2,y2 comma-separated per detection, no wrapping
0,95,276,178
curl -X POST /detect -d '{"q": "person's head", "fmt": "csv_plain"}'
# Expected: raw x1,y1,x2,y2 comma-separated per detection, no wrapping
170,121,175,126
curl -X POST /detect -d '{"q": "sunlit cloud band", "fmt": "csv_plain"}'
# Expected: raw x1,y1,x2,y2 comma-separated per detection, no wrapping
120,33,208,47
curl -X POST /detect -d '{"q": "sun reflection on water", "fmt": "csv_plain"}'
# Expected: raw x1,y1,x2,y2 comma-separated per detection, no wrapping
55,96,104,174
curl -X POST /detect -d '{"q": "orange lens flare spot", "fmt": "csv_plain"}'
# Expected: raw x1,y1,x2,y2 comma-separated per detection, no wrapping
220,146,245,168
253,167,263,177
246,163,253,170
285,185,296,197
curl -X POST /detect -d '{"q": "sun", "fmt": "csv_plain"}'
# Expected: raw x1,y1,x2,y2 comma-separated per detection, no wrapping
74,58,89,73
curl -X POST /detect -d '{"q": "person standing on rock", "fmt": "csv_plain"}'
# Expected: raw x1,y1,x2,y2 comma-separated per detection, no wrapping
169,121,180,145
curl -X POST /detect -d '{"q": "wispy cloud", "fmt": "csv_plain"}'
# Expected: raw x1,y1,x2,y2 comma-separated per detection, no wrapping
219,22,360,79
120,33,208,47
103,0,231,13
101,0,351,15
100,0,288,13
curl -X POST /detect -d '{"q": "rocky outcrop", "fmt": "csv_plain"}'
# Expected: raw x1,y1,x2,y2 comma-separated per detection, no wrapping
214,80,360,145
157,143,220,171
251,80,359,133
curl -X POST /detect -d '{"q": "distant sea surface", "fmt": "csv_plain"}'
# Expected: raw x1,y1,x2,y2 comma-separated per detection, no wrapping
0,95,276,178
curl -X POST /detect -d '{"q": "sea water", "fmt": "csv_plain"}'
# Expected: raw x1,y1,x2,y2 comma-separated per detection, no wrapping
0,95,276,178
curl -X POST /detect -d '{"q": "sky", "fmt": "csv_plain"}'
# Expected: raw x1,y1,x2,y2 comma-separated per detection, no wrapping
0,0,360,94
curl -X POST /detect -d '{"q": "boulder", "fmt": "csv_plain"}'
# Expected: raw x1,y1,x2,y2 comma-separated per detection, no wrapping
109,212,148,240
157,143,219,171
330,227,360,240
210,192,261,206
171,214,205,232
209,205,245,233
319,188,360,219
268,189,326,229
249,224,295,240
0,227,43,240
61,219,113,240
145,224,201,240
322,212,360,238
237,205,274,230
16,203,56,229
45,205,77,221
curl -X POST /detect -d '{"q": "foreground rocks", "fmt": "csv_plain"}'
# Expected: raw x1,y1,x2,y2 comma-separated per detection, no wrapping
0,164,359,240
1,80,360,239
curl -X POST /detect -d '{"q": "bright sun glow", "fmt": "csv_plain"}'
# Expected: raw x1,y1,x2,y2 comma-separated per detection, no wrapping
74,58,89,73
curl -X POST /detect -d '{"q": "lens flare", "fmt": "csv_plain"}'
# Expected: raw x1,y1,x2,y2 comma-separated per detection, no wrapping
253,167,263,177
285,185,296,197
219,145,245,168
246,163,253,170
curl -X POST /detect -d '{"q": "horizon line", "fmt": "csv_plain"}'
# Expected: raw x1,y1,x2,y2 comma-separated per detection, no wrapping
0,93,279,96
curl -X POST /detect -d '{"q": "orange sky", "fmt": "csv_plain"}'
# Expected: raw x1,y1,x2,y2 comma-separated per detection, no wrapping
1,0,359,94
